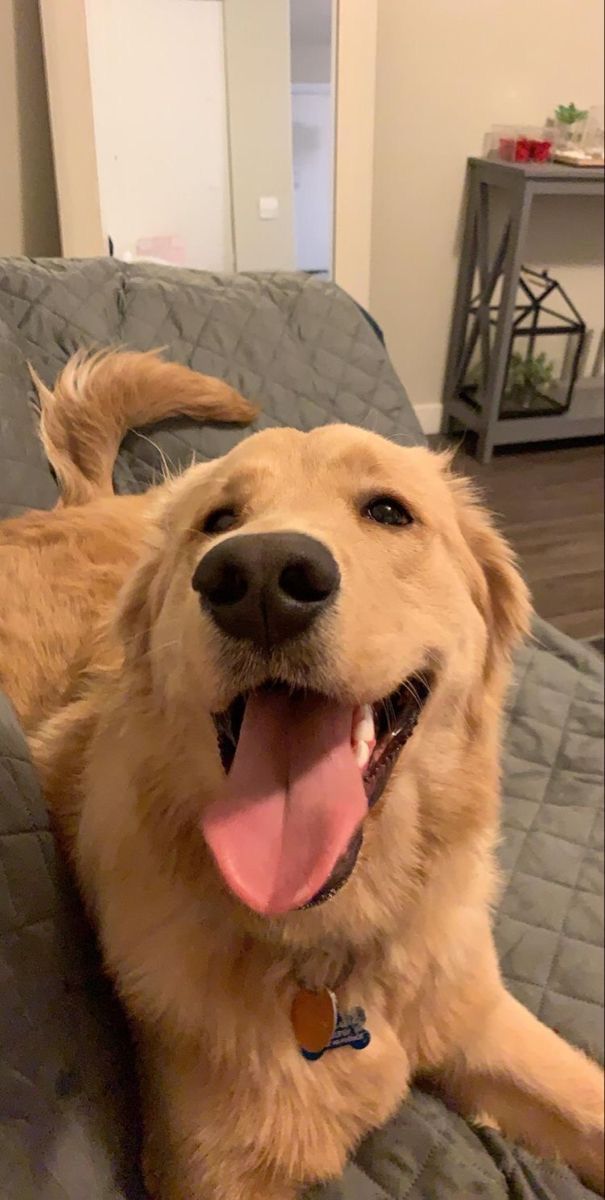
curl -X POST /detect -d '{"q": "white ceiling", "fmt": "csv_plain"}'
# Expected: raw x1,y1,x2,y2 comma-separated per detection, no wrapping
290,0,332,47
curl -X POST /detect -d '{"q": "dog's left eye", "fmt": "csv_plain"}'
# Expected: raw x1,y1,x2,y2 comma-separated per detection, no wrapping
363,496,412,527
203,507,239,535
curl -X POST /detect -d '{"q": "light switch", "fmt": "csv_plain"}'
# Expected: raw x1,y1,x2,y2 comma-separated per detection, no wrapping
259,196,279,220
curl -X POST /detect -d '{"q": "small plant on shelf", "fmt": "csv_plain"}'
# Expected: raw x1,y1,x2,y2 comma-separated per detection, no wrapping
555,102,589,126
504,351,555,408
461,267,584,420
554,102,589,146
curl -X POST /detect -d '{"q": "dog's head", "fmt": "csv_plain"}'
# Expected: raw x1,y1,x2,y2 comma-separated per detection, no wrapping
118,426,530,932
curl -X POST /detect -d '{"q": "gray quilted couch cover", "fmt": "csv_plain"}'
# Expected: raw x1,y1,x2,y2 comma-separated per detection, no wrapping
0,258,603,1200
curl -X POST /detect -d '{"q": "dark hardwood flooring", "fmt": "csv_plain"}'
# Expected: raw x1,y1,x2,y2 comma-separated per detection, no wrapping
438,438,604,641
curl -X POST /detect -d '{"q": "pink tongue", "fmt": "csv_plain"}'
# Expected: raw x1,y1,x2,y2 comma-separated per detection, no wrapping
201,691,367,915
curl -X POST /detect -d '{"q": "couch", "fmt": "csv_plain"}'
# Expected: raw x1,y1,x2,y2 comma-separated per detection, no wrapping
0,258,602,1200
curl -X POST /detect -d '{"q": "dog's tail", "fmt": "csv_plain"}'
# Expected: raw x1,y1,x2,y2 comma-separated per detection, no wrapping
30,348,258,507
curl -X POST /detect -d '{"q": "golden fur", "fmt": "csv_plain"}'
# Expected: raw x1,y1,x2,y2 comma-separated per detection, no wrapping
0,351,602,1200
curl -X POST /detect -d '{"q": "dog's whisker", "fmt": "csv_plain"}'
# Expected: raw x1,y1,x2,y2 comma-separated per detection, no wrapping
147,639,181,657
380,696,396,734
118,618,181,654
401,678,423,709
130,429,179,483
415,670,433,694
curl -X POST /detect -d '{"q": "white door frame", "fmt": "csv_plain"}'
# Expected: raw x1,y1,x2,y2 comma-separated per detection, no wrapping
39,0,105,256
333,0,378,309
40,0,379,297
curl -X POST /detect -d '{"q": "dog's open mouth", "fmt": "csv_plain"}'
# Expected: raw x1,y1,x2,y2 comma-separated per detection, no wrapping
202,676,431,917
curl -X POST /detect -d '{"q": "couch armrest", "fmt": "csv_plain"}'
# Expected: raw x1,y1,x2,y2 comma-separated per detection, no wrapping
0,692,146,1200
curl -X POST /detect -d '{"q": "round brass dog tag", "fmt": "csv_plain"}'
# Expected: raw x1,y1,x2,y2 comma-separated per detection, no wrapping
291,988,337,1055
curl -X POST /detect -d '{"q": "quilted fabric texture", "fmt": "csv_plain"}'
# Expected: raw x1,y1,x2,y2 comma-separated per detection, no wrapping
0,694,145,1200
0,257,422,517
0,258,602,1199
498,630,604,1066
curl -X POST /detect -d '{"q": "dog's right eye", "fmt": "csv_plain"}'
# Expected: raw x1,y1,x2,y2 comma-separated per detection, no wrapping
363,496,413,527
203,508,239,535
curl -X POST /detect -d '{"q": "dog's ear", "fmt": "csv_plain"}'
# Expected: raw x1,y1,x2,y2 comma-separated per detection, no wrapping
115,488,173,665
117,543,164,666
116,463,214,666
445,466,531,678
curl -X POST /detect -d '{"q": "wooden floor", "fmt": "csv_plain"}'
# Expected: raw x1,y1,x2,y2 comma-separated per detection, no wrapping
441,439,604,641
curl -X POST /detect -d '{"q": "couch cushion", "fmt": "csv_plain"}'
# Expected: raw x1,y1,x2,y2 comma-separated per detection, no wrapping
0,258,423,517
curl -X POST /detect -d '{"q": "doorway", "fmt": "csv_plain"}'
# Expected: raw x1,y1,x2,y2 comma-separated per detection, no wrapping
290,0,335,276
40,0,378,303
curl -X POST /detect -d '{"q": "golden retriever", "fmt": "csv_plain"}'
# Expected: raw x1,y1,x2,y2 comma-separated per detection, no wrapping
0,350,603,1200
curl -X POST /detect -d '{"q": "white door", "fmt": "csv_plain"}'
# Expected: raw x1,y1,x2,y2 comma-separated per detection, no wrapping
41,0,379,298
84,0,233,270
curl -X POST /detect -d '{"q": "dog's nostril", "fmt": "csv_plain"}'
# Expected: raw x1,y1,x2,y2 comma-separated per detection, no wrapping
279,559,337,605
280,559,333,600
206,567,248,608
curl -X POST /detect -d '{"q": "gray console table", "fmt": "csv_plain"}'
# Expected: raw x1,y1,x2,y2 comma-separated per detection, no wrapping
441,157,604,461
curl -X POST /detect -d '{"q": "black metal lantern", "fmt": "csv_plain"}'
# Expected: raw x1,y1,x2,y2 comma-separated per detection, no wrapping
461,267,586,419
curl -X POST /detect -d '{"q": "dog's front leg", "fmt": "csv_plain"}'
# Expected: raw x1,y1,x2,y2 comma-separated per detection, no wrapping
143,1146,298,1200
430,987,604,1194
140,1042,304,1200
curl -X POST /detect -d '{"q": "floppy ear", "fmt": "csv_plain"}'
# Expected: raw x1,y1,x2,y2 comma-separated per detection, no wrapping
115,489,173,666
117,545,164,666
446,467,531,678
116,462,214,666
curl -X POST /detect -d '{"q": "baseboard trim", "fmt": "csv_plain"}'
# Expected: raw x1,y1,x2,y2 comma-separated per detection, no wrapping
414,403,442,436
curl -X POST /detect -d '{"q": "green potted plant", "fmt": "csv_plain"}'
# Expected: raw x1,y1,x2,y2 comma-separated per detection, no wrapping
504,351,556,410
554,102,589,148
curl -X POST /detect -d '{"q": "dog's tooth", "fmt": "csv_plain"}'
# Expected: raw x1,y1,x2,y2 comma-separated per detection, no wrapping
352,704,375,747
354,741,371,770
358,705,375,745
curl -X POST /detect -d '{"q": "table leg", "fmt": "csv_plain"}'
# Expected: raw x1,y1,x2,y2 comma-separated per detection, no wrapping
477,182,533,463
441,166,479,435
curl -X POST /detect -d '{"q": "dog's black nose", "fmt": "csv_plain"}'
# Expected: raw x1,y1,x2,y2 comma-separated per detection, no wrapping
192,532,340,649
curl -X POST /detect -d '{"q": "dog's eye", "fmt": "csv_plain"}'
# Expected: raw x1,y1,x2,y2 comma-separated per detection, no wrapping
203,508,239,535
363,496,412,527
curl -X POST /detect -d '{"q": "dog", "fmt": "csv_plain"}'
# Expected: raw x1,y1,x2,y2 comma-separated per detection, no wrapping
1,350,603,1200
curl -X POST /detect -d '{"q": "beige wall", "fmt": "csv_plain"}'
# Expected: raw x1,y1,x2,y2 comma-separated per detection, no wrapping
223,0,296,272
369,0,605,429
0,0,60,257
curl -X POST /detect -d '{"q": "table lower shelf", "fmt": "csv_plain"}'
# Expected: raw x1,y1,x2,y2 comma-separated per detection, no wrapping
447,394,604,447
